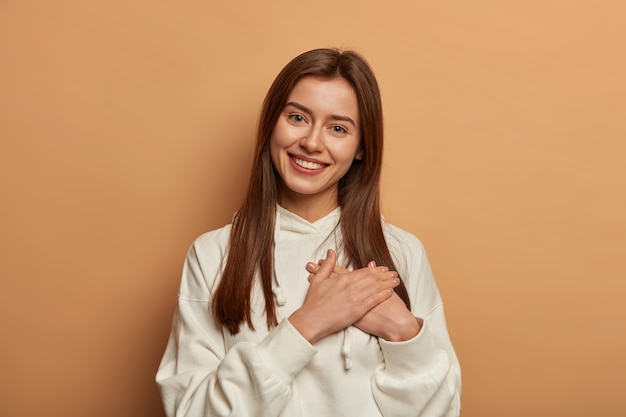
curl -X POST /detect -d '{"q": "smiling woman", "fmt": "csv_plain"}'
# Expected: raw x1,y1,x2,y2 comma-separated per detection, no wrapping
156,48,461,417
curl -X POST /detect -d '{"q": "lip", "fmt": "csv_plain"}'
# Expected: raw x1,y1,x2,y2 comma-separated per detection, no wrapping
288,153,329,174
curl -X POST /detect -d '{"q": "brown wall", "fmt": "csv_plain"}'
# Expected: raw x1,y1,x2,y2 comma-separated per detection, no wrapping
1,1,625,416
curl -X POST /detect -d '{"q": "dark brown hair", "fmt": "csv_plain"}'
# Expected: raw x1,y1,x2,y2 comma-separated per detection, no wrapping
212,48,410,334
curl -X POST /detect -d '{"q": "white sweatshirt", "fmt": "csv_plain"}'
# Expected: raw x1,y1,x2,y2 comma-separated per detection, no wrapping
156,205,461,417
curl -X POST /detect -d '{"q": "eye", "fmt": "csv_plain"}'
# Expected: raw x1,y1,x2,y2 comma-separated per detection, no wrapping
288,114,306,123
330,125,347,134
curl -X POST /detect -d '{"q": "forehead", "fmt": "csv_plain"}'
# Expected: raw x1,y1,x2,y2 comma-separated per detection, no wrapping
287,76,359,120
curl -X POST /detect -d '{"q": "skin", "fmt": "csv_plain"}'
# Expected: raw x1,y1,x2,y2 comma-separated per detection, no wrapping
272,76,419,343
270,75,363,223
305,255,422,342
289,249,401,344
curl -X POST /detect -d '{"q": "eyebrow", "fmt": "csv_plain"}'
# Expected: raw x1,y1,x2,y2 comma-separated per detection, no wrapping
285,101,357,127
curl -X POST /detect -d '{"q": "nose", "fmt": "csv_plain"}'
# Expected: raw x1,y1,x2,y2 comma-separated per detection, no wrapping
300,125,324,153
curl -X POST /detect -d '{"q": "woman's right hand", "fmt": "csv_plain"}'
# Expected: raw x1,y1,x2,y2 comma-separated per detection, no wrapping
288,249,399,344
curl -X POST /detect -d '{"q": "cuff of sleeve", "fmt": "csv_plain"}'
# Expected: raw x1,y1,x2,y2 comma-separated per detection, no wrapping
257,319,317,384
378,318,443,381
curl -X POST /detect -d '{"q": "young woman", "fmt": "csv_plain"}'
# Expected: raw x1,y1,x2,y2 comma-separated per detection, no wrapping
156,48,461,417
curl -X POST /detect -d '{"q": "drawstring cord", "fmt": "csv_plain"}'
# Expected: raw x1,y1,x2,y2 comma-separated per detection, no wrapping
342,327,353,370
272,286,286,306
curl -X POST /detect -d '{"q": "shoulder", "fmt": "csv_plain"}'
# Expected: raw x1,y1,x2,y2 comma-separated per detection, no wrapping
381,220,442,313
179,223,233,298
381,220,431,280
191,223,232,255
188,223,233,273
382,221,428,264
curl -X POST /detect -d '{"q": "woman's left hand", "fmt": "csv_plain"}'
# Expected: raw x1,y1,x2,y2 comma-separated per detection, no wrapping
305,260,421,341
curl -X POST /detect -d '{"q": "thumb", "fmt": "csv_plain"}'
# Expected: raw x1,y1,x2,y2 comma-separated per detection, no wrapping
309,249,336,283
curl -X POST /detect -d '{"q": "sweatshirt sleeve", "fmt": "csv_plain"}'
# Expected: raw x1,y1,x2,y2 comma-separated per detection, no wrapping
372,227,462,417
155,236,317,417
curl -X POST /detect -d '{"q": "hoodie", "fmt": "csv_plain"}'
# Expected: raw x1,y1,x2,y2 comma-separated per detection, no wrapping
156,205,461,417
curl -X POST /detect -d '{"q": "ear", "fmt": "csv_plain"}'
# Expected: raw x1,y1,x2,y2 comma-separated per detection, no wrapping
355,148,363,161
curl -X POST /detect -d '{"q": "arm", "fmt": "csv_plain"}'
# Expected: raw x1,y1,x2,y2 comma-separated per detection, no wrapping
305,234,461,416
372,307,461,417
372,232,461,417
156,239,317,417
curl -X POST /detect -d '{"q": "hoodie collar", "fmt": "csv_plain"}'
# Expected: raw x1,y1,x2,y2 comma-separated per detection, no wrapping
276,204,341,240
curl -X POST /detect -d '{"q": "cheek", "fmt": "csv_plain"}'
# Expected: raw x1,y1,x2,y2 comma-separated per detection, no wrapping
332,140,362,164
269,127,293,173
269,122,291,150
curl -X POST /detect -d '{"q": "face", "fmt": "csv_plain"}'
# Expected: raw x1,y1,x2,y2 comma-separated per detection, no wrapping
270,76,362,219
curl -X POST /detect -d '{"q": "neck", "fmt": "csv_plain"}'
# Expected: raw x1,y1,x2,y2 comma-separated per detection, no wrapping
277,188,339,223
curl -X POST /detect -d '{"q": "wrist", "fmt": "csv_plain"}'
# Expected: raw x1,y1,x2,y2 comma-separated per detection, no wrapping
288,309,323,345
384,316,421,342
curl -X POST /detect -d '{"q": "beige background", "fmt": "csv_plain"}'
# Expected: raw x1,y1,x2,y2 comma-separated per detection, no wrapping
1,1,625,416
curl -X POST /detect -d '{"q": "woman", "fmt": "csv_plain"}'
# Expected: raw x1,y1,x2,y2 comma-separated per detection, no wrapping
156,48,461,417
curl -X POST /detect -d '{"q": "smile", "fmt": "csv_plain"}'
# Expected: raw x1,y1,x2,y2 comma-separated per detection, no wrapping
290,156,327,170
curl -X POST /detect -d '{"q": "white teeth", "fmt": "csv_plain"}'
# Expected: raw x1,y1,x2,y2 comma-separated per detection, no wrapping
292,157,325,170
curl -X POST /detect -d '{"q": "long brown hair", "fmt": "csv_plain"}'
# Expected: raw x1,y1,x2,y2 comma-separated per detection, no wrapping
212,48,410,335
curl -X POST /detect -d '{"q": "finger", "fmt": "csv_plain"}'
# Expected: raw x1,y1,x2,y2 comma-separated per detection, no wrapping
306,262,319,274
350,265,391,280
309,249,336,283
306,259,348,275
306,262,319,283
307,262,346,283
368,261,376,268
360,287,395,312
361,270,399,290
